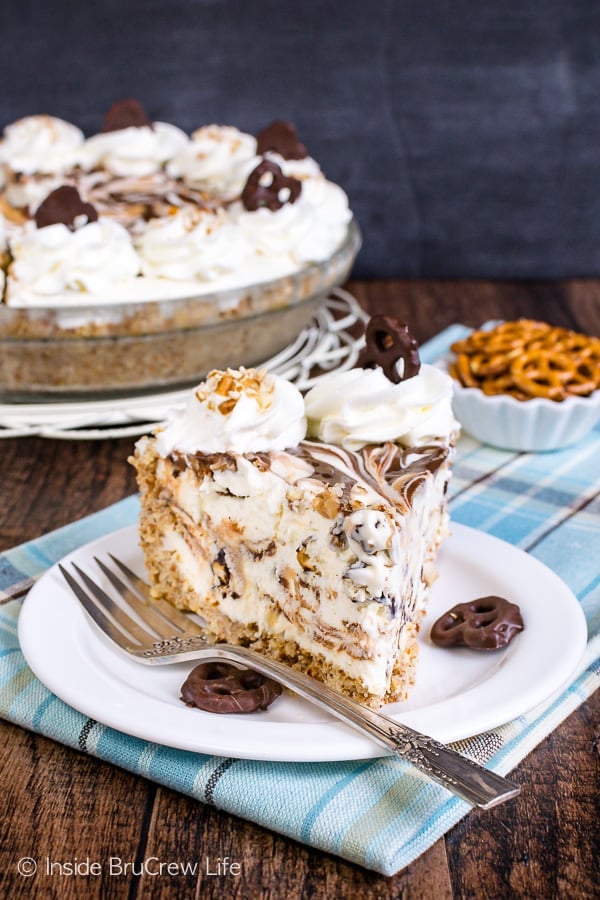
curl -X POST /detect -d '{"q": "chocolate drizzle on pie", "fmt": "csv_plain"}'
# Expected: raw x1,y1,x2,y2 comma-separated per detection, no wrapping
363,442,448,504
34,185,98,230
173,438,449,515
294,439,449,511
256,120,308,160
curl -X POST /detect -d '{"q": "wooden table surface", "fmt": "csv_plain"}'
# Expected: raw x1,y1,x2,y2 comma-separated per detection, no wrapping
0,279,598,899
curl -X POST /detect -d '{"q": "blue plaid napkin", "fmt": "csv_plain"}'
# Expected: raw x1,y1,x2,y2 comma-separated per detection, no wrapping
1,327,599,876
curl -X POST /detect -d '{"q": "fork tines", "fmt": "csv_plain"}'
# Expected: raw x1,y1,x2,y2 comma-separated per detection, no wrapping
59,555,205,653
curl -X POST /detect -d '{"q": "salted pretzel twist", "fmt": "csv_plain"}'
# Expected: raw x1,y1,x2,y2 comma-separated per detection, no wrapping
449,320,600,401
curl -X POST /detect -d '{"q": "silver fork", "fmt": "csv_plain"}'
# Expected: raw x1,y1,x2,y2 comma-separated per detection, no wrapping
59,554,521,810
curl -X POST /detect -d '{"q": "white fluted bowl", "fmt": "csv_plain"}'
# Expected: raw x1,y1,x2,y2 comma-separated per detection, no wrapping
450,377,600,452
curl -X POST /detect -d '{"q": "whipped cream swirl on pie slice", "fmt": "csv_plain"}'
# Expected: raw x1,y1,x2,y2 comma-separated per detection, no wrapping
156,367,307,456
304,364,458,450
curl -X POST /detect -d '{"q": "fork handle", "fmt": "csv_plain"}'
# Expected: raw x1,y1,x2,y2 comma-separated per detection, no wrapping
141,640,520,809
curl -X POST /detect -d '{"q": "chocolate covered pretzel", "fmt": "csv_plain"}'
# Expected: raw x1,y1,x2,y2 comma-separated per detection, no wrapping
34,185,98,230
241,159,302,212
256,120,308,160
101,98,153,132
430,596,524,650
180,661,282,714
358,315,421,384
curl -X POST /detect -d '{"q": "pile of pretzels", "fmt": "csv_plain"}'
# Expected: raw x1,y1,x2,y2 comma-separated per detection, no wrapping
449,319,600,401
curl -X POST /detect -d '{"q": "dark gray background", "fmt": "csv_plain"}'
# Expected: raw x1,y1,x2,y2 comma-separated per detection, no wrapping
1,1,599,279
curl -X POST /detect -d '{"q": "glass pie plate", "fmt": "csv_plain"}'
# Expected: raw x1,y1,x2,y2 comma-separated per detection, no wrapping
0,219,361,401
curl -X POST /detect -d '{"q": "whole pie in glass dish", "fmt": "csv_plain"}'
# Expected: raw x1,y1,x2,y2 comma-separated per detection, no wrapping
0,102,360,399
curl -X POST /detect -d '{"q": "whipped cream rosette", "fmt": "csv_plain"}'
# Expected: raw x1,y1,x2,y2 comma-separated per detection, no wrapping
0,115,84,176
167,125,259,197
76,122,190,178
135,207,254,283
231,175,351,265
156,367,307,456
7,218,141,304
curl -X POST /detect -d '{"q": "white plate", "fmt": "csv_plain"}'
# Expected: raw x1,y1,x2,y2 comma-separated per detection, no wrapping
18,523,587,762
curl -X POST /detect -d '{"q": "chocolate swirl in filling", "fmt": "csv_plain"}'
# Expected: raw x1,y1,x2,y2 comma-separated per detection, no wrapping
171,438,450,512
295,440,450,510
